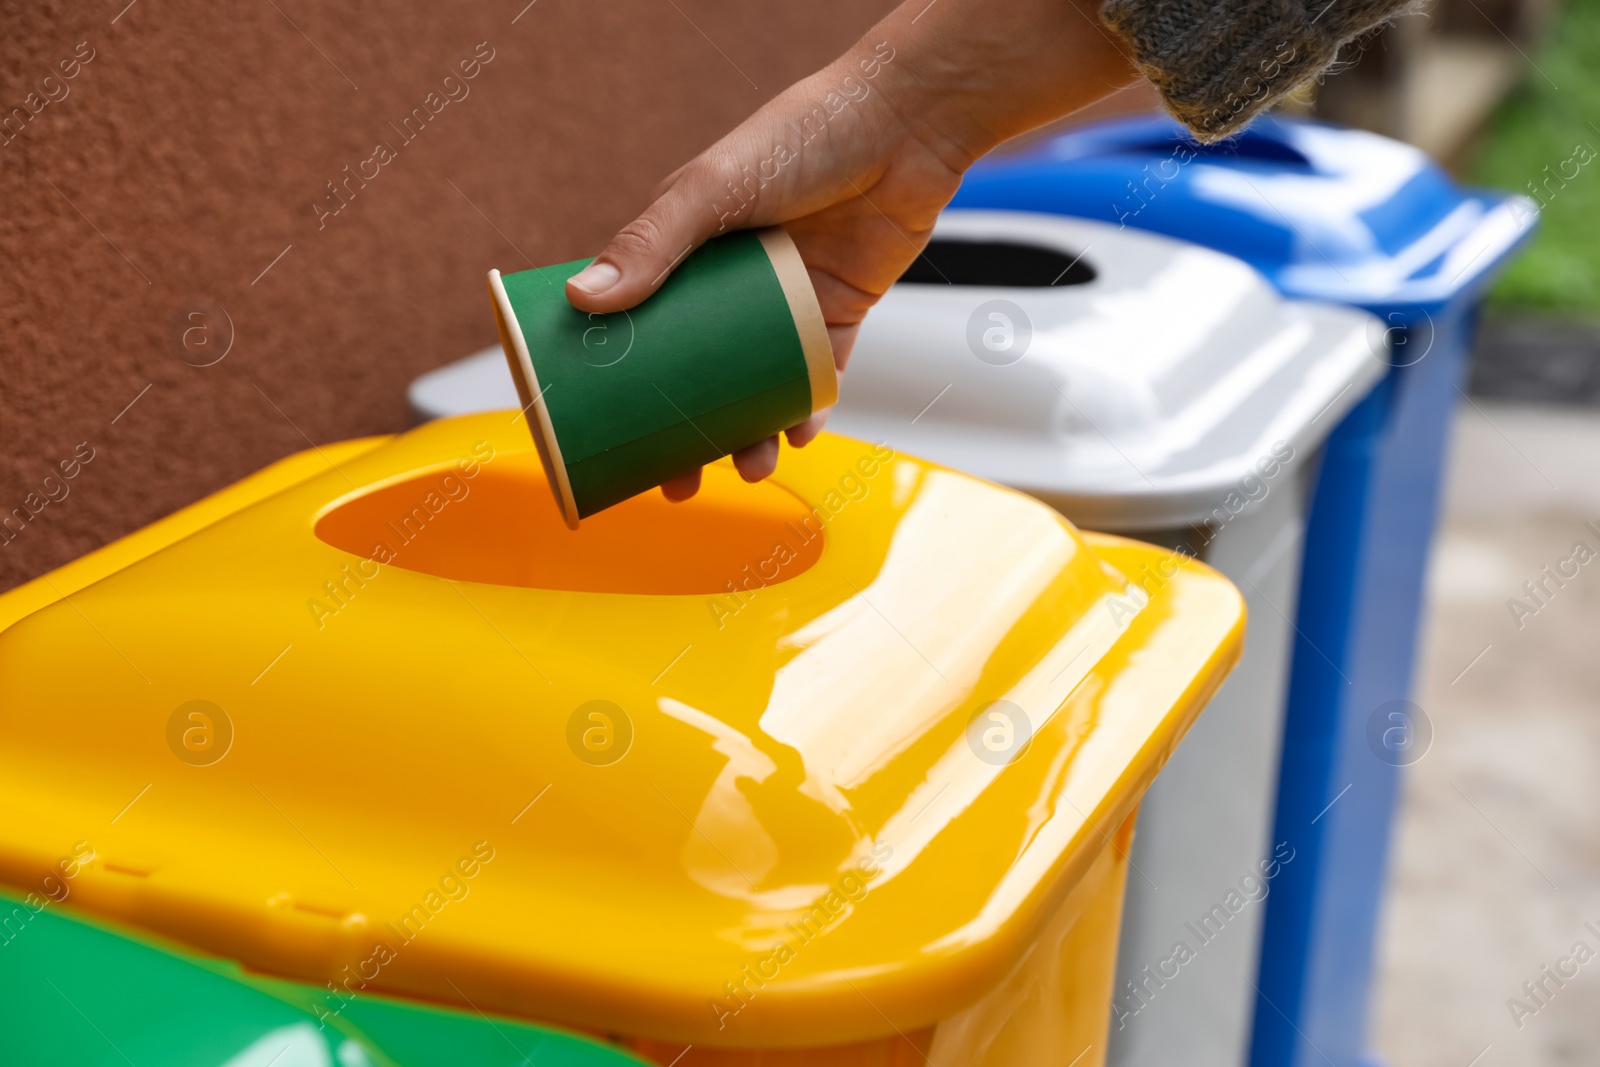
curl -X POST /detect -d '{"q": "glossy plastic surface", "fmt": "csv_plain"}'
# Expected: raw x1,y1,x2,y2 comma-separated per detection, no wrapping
408,344,512,422
0,889,648,1066
954,115,1534,313
0,890,389,1067
831,210,1383,529
0,413,1242,1053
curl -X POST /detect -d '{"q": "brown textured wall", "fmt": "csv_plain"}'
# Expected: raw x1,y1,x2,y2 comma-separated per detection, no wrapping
0,0,896,590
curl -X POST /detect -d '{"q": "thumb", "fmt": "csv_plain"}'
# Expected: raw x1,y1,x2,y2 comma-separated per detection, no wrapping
566,162,733,313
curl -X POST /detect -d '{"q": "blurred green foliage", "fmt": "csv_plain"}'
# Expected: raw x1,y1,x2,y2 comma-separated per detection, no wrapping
1471,0,1600,313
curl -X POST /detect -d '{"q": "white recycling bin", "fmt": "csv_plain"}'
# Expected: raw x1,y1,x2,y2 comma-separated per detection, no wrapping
405,210,1385,1067
829,211,1385,1067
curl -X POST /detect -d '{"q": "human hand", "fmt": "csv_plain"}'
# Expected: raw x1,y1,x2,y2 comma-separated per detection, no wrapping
565,0,1136,499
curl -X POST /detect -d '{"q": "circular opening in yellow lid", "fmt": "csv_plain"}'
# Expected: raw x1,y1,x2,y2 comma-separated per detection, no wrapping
313,450,824,595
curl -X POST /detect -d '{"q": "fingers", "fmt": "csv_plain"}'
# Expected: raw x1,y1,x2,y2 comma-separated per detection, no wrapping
824,321,861,373
566,69,864,316
732,436,780,482
659,418,827,504
661,467,703,502
566,158,731,314
651,161,692,200
785,409,831,448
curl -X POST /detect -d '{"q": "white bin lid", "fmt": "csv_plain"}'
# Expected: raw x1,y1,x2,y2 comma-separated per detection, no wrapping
408,344,517,422
828,211,1387,530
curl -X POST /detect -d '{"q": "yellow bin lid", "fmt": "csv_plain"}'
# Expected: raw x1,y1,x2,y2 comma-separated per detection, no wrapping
0,413,1242,1049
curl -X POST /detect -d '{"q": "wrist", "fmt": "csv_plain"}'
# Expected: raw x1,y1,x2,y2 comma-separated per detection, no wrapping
863,0,1138,166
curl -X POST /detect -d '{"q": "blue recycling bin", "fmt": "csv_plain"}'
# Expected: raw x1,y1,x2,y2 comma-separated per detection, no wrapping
951,115,1535,1067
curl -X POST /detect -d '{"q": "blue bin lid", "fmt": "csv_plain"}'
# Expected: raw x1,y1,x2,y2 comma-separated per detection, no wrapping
951,115,1536,317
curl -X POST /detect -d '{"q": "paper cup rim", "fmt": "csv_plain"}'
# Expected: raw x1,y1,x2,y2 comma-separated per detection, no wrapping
487,268,581,530
756,227,838,412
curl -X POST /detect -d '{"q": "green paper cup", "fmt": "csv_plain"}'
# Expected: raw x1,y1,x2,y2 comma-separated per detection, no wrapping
487,227,836,528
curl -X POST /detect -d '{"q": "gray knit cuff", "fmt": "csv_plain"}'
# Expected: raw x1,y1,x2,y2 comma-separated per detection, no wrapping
1099,0,1411,140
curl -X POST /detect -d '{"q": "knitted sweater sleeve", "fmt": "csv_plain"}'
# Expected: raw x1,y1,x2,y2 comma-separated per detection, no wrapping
1099,0,1414,139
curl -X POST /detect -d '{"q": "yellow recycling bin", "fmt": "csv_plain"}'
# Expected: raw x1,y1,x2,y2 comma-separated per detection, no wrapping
0,413,1242,1066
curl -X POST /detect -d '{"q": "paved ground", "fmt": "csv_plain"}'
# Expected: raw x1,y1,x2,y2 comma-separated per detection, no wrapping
1371,400,1600,1066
